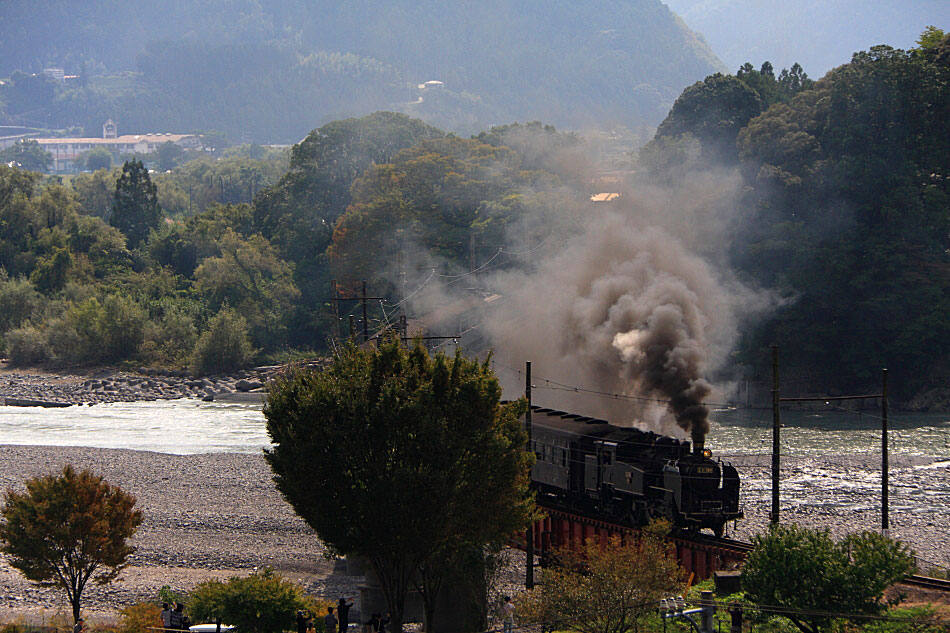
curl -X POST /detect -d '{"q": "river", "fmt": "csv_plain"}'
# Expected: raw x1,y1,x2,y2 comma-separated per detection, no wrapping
1,397,945,458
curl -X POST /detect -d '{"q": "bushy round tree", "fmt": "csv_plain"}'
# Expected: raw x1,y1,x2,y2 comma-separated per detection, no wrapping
0,465,143,623
742,524,915,633
264,337,534,633
192,306,254,374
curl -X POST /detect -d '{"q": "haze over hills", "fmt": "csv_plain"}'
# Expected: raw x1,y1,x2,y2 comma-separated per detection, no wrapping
664,0,950,76
0,0,725,141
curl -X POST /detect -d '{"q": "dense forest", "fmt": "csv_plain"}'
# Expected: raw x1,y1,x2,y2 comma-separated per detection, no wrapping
0,28,947,405
642,27,950,400
0,0,722,140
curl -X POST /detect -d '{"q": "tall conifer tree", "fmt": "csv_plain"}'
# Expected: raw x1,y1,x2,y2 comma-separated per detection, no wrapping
111,159,160,247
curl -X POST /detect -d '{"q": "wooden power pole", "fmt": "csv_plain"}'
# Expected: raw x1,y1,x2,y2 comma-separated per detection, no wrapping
771,345,781,524
882,368,889,534
525,361,534,589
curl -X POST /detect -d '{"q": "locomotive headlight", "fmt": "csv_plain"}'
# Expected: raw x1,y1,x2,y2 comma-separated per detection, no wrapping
703,448,712,458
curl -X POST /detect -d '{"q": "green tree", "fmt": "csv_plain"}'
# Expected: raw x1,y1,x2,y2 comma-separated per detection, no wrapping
640,73,763,170
0,465,143,623
192,305,254,374
329,135,564,285
742,524,916,633
264,338,534,633
252,112,444,346
0,273,42,332
734,38,950,398
916,26,946,54
519,534,685,633
156,141,185,172
111,159,161,247
188,568,311,633
0,140,53,173
193,228,300,348
30,247,73,294
80,147,113,172
72,167,119,220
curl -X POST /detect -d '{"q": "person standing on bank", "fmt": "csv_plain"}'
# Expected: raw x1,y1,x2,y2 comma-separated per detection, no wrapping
161,603,173,630
73,618,84,633
297,610,311,633
325,606,338,633
502,596,515,633
337,597,354,633
729,602,743,633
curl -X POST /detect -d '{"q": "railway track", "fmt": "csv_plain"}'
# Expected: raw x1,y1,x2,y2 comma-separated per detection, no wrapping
901,575,950,592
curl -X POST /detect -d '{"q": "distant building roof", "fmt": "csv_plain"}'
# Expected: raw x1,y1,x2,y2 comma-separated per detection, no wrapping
31,133,194,145
590,192,621,202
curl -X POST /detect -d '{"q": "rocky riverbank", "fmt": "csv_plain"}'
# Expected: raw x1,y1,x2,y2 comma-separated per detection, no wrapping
0,363,302,406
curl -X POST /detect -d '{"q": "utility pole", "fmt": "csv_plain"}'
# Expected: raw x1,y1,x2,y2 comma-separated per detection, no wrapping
397,252,406,312
525,360,534,589
469,231,476,290
331,281,384,344
882,368,889,535
361,280,369,343
771,344,781,524
331,280,340,340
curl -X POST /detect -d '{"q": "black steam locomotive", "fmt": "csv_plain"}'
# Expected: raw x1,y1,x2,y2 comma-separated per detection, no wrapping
528,406,741,537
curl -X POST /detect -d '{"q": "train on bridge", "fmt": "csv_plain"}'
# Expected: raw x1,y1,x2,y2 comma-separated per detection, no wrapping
528,406,741,538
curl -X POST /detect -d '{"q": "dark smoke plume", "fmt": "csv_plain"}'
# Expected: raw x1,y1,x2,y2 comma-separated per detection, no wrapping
487,209,745,441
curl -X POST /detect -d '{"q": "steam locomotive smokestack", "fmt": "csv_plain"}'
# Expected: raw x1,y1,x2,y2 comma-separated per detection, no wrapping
692,429,705,456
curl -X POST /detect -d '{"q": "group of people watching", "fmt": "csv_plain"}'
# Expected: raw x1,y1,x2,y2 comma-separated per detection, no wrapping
298,597,368,633
161,602,191,630
362,612,390,633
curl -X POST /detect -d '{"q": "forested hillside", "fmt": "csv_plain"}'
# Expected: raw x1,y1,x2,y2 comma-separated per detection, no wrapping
0,0,723,140
642,29,950,400
0,113,575,371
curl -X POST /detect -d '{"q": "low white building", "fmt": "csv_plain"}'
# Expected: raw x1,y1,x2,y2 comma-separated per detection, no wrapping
30,120,201,173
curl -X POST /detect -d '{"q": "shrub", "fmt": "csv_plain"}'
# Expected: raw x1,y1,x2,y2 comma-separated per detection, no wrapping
97,294,146,359
860,605,943,633
141,305,198,364
188,569,309,633
0,275,42,333
64,294,147,363
192,306,253,374
519,534,685,633
742,524,916,633
44,316,84,364
119,602,163,633
5,324,49,365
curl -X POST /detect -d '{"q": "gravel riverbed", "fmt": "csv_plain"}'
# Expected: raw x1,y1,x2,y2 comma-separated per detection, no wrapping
0,446,361,622
0,445,947,623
